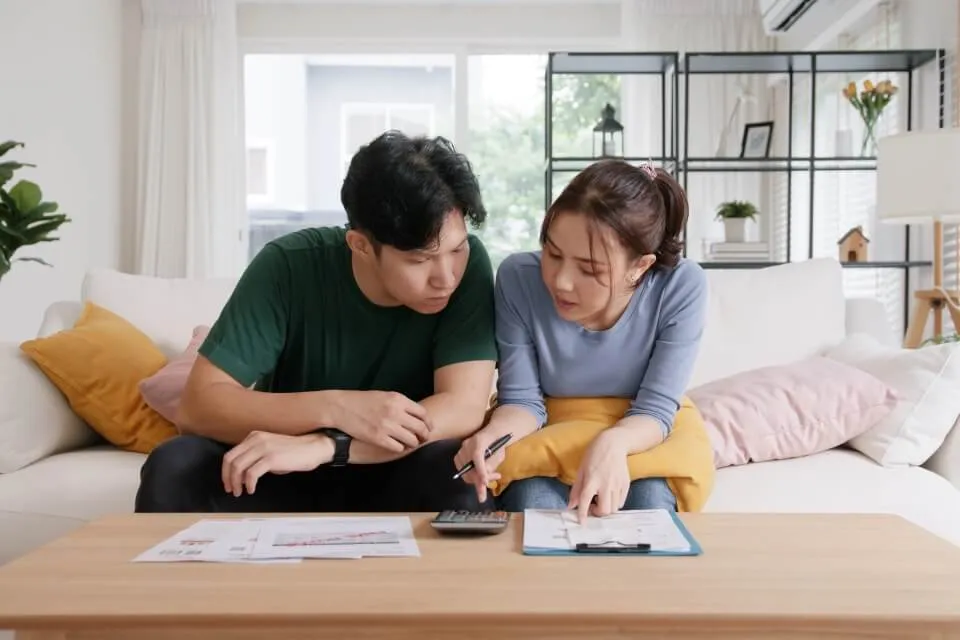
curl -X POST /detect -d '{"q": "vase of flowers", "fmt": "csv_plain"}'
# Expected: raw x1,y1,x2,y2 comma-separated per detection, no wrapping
842,79,898,157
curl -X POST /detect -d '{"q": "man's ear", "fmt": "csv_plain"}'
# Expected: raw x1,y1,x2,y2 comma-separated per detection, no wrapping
345,229,373,259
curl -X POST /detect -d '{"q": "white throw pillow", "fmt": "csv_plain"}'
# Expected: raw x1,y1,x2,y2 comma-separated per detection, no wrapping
823,333,960,466
0,343,100,473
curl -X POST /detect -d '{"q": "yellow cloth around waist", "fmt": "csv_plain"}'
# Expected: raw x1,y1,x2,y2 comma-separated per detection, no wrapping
488,396,715,512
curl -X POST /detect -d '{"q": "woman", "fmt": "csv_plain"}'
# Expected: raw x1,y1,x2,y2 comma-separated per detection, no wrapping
453,159,711,522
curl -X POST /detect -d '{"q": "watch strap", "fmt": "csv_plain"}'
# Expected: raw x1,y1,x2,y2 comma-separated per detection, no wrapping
321,428,351,467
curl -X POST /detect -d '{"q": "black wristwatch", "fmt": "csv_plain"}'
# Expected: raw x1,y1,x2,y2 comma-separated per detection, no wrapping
320,428,352,467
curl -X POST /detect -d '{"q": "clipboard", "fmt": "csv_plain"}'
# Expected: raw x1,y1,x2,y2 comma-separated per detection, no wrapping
521,508,703,557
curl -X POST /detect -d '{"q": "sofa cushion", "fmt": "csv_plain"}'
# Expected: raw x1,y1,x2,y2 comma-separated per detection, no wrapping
692,259,846,388
0,343,99,474
19,302,178,454
824,334,960,467
81,268,237,358
707,448,960,547
0,445,144,520
139,325,210,424
689,355,897,468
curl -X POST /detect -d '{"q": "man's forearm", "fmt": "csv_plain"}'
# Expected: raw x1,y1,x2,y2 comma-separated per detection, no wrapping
178,384,342,445
338,391,490,464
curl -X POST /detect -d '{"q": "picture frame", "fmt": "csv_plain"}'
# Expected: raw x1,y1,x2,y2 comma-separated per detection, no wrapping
740,121,773,158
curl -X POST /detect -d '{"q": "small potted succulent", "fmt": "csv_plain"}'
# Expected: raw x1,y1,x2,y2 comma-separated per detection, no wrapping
715,200,758,244
0,141,71,283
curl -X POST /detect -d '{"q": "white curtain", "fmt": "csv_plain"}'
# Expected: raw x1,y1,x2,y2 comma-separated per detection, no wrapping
135,0,243,278
620,0,776,260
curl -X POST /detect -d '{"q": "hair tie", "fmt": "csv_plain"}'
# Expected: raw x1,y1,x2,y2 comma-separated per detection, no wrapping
640,161,657,180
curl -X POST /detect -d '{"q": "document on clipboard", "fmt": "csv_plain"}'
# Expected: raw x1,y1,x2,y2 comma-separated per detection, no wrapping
522,509,702,556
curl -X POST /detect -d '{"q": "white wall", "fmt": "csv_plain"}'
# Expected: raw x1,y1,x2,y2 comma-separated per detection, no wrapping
0,0,126,342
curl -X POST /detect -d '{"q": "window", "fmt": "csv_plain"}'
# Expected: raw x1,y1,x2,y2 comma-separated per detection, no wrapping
242,53,455,262
769,2,908,336
340,103,436,180
467,54,547,270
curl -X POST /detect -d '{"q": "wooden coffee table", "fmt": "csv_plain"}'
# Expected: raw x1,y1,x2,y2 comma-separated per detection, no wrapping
0,512,959,639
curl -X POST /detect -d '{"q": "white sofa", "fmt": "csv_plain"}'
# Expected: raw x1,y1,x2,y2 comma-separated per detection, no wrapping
2,257,960,567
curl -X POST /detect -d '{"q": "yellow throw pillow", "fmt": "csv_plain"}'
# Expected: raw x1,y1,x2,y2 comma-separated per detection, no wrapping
489,396,716,512
20,302,178,454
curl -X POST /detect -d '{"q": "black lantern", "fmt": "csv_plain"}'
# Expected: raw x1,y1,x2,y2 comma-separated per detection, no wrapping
593,103,624,157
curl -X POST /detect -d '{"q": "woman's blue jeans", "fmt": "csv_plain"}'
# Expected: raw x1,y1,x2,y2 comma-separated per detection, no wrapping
497,476,676,512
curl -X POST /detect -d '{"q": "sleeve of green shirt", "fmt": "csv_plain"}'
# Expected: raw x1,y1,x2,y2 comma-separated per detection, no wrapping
432,235,498,370
198,243,290,387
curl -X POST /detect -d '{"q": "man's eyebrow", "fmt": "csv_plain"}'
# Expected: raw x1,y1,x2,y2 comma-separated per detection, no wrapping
412,237,467,255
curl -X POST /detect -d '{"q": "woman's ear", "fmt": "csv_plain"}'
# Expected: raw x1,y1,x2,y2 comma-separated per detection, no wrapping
628,254,657,284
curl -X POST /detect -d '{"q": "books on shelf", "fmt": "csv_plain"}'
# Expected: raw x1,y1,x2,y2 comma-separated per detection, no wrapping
705,241,770,262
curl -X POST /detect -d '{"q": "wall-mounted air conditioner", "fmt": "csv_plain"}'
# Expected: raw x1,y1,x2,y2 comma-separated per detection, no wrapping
759,0,820,33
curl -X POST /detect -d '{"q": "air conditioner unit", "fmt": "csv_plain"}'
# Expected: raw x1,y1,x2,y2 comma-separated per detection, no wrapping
759,0,820,33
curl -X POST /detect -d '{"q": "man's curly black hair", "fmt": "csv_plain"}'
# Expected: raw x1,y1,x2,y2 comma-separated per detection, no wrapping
340,130,488,252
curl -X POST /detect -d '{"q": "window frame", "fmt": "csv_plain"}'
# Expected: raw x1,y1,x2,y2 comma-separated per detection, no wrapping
245,137,276,207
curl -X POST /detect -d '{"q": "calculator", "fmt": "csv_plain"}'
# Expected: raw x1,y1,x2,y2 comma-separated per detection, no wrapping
431,510,510,534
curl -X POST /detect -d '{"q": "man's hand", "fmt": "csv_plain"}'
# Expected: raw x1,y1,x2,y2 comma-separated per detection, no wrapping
568,430,631,524
330,390,432,452
222,431,332,496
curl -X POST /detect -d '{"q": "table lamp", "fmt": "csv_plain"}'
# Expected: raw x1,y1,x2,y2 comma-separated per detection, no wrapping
876,129,960,347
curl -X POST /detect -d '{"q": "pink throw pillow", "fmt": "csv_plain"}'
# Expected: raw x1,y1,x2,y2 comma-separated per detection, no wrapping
139,326,210,424
688,356,898,468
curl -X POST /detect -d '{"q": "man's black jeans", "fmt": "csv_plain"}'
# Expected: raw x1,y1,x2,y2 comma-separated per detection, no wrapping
134,434,492,513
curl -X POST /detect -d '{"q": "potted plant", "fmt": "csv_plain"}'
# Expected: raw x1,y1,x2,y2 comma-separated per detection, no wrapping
0,141,71,283
715,200,758,243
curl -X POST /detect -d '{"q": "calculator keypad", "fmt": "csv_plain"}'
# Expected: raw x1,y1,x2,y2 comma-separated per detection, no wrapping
437,510,509,523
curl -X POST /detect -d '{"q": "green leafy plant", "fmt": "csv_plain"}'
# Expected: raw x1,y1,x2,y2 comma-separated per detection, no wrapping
715,200,759,221
0,141,71,282
921,333,960,347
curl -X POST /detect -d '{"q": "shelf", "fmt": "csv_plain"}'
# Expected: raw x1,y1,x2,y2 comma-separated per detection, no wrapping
699,260,931,270
549,156,678,172
811,49,940,73
683,53,811,75
839,261,932,269
813,157,876,171
549,52,678,75
699,261,785,269
685,157,799,173
683,157,876,172
549,50,940,77
682,50,940,75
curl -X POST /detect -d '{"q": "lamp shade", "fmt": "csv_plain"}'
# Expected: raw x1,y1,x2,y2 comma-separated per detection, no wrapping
876,128,960,224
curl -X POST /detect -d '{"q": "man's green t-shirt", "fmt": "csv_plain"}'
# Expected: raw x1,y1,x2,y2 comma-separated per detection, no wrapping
198,226,497,401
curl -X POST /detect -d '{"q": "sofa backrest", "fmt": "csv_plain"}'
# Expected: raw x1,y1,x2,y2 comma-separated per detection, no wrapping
73,259,847,375
690,258,847,388
80,268,238,357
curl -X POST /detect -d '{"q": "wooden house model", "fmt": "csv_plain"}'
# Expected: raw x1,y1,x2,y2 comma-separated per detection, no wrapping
838,226,869,262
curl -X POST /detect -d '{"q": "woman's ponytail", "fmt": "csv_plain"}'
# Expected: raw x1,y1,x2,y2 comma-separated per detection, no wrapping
651,169,688,268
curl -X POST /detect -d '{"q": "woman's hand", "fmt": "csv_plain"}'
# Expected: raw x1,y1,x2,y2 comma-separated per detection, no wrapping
568,429,631,524
453,427,508,503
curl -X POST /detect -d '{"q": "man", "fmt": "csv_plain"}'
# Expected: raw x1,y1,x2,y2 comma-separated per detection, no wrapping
134,131,498,514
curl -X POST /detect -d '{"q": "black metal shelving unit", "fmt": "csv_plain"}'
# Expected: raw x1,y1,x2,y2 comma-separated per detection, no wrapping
544,52,680,209
544,48,945,330
682,49,944,329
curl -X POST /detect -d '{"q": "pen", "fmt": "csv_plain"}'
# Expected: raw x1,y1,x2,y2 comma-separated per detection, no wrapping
452,433,512,480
